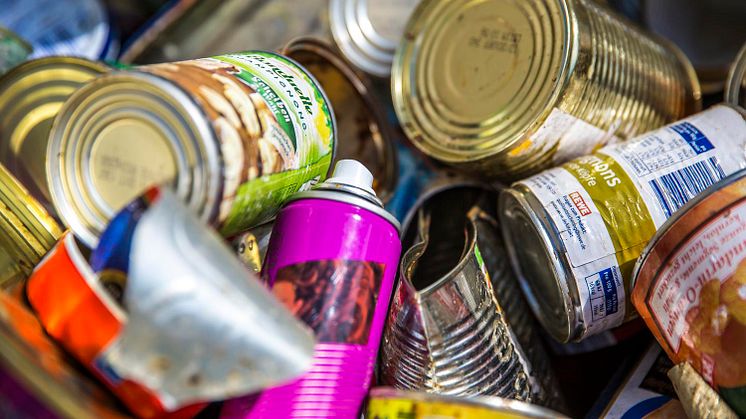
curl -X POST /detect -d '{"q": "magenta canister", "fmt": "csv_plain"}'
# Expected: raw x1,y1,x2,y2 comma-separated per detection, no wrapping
221,159,402,419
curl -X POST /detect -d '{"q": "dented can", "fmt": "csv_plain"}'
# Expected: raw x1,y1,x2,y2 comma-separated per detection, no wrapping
366,388,568,419
632,169,746,417
281,37,398,202
393,0,701,180
0,57,107,210
222,160,401,418
48,51,336,247
27,189,316,418
500,105,746,343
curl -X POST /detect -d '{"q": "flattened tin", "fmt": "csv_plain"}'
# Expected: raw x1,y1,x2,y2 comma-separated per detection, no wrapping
0,57,107,210
329,0,421,77
48,51,336,247
0,27,31,75
367,388,568,419
393,0,701,180
281,37,397,202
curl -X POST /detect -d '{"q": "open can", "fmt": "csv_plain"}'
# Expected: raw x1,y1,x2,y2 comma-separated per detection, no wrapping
393,0,701,180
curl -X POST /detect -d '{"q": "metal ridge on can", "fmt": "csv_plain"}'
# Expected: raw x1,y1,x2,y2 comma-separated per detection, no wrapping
367,387,568,419
725,42,746,109
392,0,702,180
0,57,108,212
329,0,421,77
280,37,398,203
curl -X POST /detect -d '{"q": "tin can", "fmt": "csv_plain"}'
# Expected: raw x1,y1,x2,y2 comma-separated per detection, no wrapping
0,290,128,418
280,37,398,202
382,184,545,405
500,104,746,343
0,57,107,210
121,0,330,65
48,51,336,248
27,188,316,418
222,160,402,418
631,169,746,417
0,162,61,289
393,0,701,180
668,363,738,419
0,0,118,61
366,388,568,419
329,0,421,77
726,42,746,109
0,27,31,75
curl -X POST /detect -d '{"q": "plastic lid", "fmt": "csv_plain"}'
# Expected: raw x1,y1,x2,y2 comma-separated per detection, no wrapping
325,159,376,196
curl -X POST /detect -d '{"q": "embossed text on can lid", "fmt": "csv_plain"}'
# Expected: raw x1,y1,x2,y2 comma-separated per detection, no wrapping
392,0,573,164
330,0,421,77
0,57,107,210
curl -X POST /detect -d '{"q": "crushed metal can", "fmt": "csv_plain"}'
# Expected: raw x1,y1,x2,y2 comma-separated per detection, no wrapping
632,169,746,417
367,388,568,419
392,0,701,180
222,160,401,418
48,50,336,247
0,27,31,75
500,104,746,343
26,188,316,418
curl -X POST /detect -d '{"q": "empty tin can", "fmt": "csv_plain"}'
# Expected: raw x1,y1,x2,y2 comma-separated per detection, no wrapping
280,37,398,202
222,160,401,418
0,27,31,75
393,0,701,180
0,56,107,210
329,0,421,77
631,170,746,417
388,182,564,408
726,42,746,109
48,51,336,248
367,388,568,419
500,104,746,343
27,188,316,418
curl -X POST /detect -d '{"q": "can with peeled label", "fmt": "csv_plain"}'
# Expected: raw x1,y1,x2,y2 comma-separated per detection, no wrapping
500,104,746,343
632,170,746,417
48,51,336,247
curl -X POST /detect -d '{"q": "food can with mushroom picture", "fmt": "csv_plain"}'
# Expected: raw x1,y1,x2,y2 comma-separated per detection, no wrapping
393,0,701,180
500,105,746,343
631,170,746,417
48,51,336,247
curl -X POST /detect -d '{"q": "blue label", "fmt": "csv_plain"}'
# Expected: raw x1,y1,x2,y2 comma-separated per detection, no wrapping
670,122,714,154
599,268,618,315
93,356,123,385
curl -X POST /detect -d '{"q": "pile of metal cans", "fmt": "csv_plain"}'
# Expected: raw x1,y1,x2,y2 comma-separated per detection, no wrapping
1,0,746,418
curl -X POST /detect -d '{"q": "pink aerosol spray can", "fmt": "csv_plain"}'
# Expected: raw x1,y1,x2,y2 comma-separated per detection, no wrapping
221,159,402,419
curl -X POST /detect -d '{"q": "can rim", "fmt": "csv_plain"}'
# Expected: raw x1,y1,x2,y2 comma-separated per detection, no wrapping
725,42,746,108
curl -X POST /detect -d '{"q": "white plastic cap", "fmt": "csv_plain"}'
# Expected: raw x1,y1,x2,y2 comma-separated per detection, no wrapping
326,159,376,196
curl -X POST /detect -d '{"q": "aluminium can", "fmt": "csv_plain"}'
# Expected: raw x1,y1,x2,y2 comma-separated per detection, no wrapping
726,42,746,109
221,160,402,419
48,51,336,248
631,169,746,417
329,0,421,77
280,37,398,202
366,388,568,419
499,104,746,343
0,27,31,75
0,0,119,61
0,57,107,211
392,0,701,181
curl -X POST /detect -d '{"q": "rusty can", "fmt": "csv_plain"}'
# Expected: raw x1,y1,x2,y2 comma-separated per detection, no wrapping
280,37,398,202
500,104,746,343
631,169,746,417
48,51,336,248
0,56,107,211
366,388,568,419
393,0,701,180
726,42,746,109
329,0,421,77
0,27,31,75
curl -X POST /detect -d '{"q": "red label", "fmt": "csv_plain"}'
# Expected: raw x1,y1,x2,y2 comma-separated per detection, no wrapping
569,191,592,216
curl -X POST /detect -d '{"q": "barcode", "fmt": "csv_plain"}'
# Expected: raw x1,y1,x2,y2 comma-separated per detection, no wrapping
648,157,726,218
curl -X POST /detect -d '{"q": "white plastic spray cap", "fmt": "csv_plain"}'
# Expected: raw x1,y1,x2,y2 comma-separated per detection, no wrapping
325,159,376,196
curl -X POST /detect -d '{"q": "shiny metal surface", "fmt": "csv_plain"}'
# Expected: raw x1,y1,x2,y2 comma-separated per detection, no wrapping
726,42,746,109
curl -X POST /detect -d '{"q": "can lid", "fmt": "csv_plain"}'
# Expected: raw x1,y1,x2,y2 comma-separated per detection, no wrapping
392,0,573,164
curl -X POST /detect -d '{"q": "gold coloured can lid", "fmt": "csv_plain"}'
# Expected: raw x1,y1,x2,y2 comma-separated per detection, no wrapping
330,0,421,77
0,57,107,211
47,71,221,248
393,0,572,165
726,42,746,109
